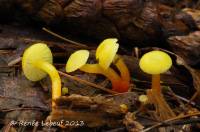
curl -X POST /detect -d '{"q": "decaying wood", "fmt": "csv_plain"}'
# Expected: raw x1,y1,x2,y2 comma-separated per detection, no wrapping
168,31,200,66
159,0,198,8
0,0,199,46
183,8,200,29
47,94,130,128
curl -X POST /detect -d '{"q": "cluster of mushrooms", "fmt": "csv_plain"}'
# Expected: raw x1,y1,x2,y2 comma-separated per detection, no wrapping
22,38,175,119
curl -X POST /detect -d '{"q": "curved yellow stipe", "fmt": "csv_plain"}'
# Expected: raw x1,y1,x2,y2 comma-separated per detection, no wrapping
80,64,121,91
22,43,62,108
114,55,130,82
34,61,61,101
80,64,121,82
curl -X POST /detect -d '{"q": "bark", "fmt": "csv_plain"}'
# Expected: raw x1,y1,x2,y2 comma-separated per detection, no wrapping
168,8,200,66
0,0,199,46
168,31,200,66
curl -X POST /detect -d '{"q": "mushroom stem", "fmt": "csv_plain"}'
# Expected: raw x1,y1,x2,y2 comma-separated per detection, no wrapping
80,64,122,92
149,74,175,119
114,56,130,83
34,61,61,107
152,74,161,93
147,89,175,120
113,56,130,92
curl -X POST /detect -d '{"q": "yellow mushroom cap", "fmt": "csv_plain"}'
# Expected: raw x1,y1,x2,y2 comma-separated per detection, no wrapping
22,43,53,81
139,51,172,75
139,95,148,104
66,50,89,72
96,38,119,69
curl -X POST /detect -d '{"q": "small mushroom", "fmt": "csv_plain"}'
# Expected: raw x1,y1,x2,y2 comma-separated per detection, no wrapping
139,51,175,120
65,50,90,73
66,50,121,92
96,38,130,92
96,38,119,69
22,43,61,108
66,38,130,93
139,95,148,105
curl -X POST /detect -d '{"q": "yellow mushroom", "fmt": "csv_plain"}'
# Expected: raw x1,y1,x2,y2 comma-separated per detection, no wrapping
138,94,149,112
120,104,128,113
96,38,130,92
66,50,90,73
66,38,130,93
62,87,69,95
66,50,121,92
139,51,172,93
22,43,61,108
139,50,175,120
139,94,148,105
96,38,119,69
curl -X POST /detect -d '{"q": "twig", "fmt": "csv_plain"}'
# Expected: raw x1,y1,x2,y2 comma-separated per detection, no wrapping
105,127,126,132
188,92,199,106
8,57,22,66
160,118,200,127
144,117,200,127
143,112,200,132
132,78,188,88
138,115,200,127
167,91,200,109
0,107,49,112
133,47,139,59
42,27,88,48
58,71,118,94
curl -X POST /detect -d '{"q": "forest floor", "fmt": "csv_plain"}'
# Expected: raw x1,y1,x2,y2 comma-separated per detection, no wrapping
0,21,200,131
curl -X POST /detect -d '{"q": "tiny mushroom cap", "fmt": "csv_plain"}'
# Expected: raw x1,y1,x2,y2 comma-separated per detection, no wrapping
22,43,53,81
66,50,89,72
120,104,128,113
139,51,172,75
96,38,119,69
139,95,148,104
62,87,69,95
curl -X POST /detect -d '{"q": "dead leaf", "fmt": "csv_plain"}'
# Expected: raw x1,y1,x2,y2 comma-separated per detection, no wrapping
0,76,48,111
123,112,144,132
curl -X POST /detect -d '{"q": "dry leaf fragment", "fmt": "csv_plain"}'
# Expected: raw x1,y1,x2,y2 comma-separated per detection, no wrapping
123,112,144,132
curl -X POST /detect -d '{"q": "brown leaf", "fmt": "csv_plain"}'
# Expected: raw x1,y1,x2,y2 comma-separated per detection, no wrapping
123,112,144,132
182,8,200,29
0,76,48,110
175,56,200,105
168,31,200,66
